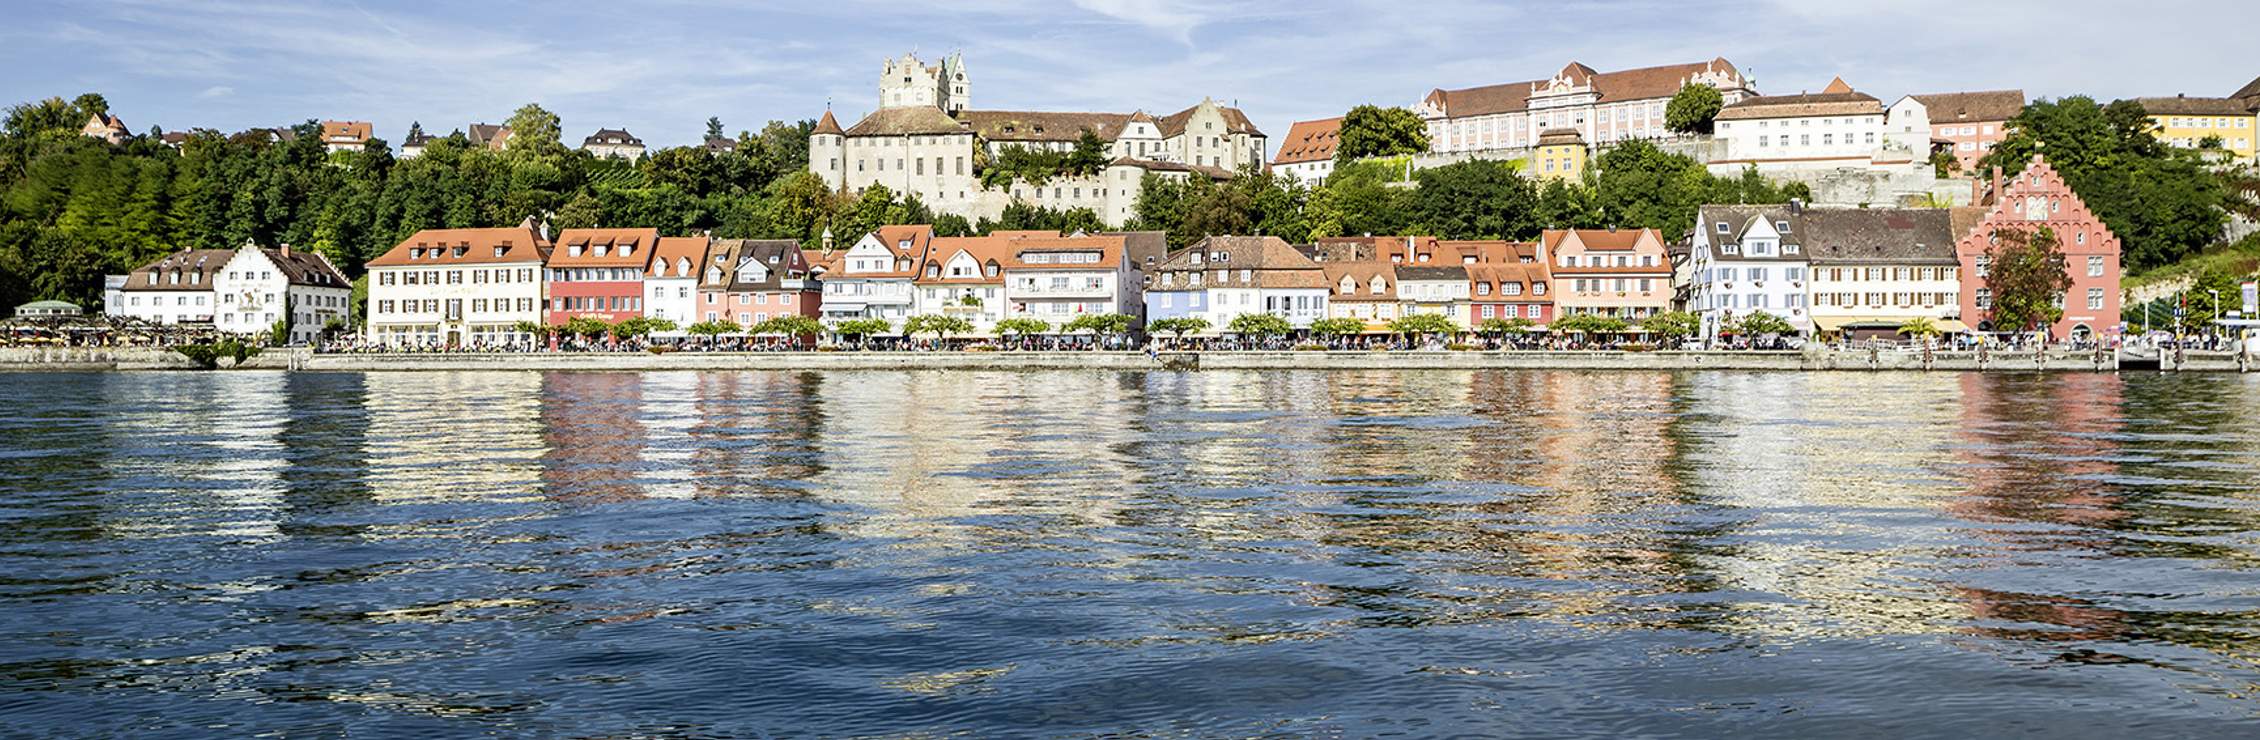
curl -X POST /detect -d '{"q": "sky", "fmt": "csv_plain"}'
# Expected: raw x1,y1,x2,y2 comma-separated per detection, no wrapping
6,0,2259,154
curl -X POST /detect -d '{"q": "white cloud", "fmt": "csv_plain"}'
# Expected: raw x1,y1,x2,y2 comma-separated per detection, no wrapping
196,86,233,99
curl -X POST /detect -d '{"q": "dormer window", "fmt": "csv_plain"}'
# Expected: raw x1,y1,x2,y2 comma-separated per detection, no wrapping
705,267,721,283
594,244,609,257
1784,244,1800,254
677,257,692,276
984,264,998,277
568,245,584,257
1339,276,1356,294
620,246,634,258
1721,243,1739,255
410,248,424,259
494,247,506,257
926,264,939,278
1370,276,1386,294
452,247,467,258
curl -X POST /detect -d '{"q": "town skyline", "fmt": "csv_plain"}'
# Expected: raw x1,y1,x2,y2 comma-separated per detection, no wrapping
9,0,2260,153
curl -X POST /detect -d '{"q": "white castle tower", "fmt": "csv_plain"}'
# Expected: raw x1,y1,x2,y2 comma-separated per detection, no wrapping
878,51,968,113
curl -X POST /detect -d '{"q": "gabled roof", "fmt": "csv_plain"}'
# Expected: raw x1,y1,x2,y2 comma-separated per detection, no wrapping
1544,228,1661,253
1695,205,1810,262
1271,117,1341,165
367,225,548,268
2136,95,2252,117
1322,261,1397,301
1102,230,1170,272
320,120,372,143
582,128,643,146
1906,90,2026,122
647,236,711,278
915,235,1016,285
2233,75,2260,104
1007,233,1126,270
258,246,351,288
813,110,844,136
1396,265,1470,282
548,228,659,268
1155,236,1328,289
122,249,237,291
1155,100,1264,138
1796,209,1957,265
844,106,967,136
1465,262,1551,296
1717,85,1882,121
706,239,811,292
1425,58,1745,118
960,110,1129,142
466,123,511,150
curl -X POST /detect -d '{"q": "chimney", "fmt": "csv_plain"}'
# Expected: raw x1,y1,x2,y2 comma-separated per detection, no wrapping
1790,198,1804,215
1989,165,2003,206
280,242,292,259
1405,235,1416,264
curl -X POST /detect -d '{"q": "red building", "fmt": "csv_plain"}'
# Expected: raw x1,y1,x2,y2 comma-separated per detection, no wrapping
1954,155,2122,340
545,228,658,325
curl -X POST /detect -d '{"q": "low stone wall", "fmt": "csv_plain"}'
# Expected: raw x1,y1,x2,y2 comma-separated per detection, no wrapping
0,346,202,370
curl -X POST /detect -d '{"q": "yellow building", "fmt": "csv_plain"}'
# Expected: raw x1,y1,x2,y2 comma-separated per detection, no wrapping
1533,128,1587,181
2138,85,2259,158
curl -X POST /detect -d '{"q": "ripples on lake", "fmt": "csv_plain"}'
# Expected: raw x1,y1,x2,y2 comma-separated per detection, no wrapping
1,370,2257,736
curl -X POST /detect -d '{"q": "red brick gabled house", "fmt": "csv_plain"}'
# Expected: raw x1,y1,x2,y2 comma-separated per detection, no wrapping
1954,154,2123,340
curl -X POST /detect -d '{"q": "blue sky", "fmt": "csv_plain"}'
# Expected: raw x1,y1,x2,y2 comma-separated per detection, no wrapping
6,0,2258,153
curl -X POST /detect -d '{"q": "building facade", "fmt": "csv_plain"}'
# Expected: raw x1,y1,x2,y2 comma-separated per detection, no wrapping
1532,128,1587,181
581,129,647,160
697,239,821,328
1711,77,1909,175
1269,117,1341,185
320,120,373,153
364,224,549,347
1688,205,1814,339
1002,233,1141,325
809,225,930,326
107,249,231,325
912,235,1011,332
1465,262,1553,325
545,228,657,325
1544,228,1673,319
1145,236,1329,332
1420,58,1753,155
2137,94,2257,159
1395,265,1471,325
644,236,710,333
1955,155,2124,339
212,243,353,343
808,52,1263,227
1885,90,2026,173
1799,209,1964,339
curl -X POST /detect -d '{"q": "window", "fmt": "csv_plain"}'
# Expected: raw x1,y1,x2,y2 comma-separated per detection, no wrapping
2087,288,2104,310
1717,222,1731,234
2087,256,2105,277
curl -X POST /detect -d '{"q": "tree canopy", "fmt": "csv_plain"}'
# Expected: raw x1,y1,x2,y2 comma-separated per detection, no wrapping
1982,226,2074,333
1664,84,1723,135
1980,96,2227,273
1335,105,1430,162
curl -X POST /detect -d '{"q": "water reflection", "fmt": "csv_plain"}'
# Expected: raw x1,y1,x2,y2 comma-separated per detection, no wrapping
1,369,2258,736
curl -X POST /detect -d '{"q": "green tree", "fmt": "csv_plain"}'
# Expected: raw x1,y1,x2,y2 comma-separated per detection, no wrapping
1982,226,2074,337
1388,312,1458,343
686,319,740,347
1308,317,1366,343
1896,316,1942,341
1664,83,1724,135
834,317,893,348
754,314,824,344
1733,311,1797,338
503,103,565,159
1982,96,2225,272
1410,159,1536,239
903,314,974,342
705,116,725,141
1551,313,1630,334
1641,310,1702,346
994,317,1052,340
1336,104,1431,162
1227,312,1293,338
1478,317,1535,337
1146,316,1209,342
1063,312,1134,345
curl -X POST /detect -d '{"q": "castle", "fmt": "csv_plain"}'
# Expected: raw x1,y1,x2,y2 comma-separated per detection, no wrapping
810,52,1268,228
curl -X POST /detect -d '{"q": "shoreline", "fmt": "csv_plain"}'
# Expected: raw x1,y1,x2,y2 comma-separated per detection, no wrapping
4,346,2250,372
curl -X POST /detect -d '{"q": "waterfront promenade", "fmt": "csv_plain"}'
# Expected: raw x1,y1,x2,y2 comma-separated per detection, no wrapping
4,346,2251,372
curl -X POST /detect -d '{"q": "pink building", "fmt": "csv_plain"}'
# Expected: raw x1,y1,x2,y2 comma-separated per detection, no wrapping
1954,154,2122,340
696,239,822,329
545,228,658,325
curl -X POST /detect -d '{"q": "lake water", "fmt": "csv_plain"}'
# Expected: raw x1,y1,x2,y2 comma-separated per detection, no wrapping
2,370,2258,736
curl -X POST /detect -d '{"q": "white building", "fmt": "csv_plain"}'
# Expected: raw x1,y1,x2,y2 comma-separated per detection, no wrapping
1709,77,1916,176
106,248,230,325
1000,233,1143,325
1143,236,1328,332
1420,58,1753,155
808,51,1260,227
644,236,710,335
1393,265,1471,327
319,120,373,153
212,242,353,343
1687,204,1815,342
808,225,930,326
580,128,646,160
1270,117,1340,185
364,222,550,348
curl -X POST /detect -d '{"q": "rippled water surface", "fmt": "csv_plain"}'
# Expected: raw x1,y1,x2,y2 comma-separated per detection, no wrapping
4,370,2260,736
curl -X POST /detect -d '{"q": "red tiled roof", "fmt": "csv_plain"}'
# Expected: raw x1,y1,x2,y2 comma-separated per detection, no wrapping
1271,117,1341,165
368,226,548,267
548,228,659,268
647,236,711,278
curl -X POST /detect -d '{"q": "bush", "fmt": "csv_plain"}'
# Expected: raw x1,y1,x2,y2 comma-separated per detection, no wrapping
1293,343,1329,351
171,339,261,370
